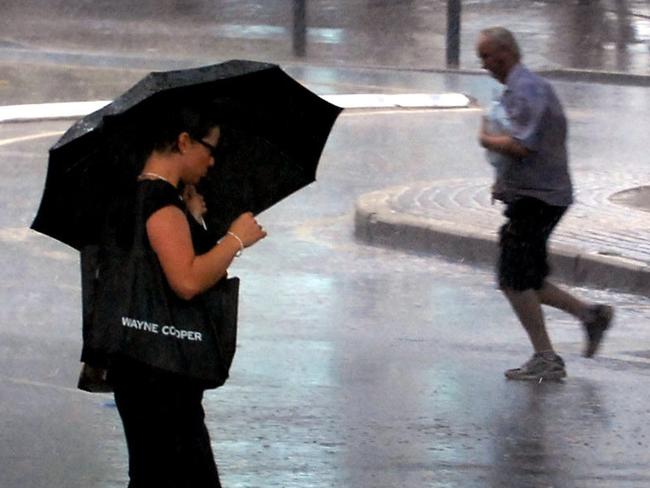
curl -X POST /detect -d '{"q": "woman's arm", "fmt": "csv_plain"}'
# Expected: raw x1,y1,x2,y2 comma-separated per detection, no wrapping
146,206,265,300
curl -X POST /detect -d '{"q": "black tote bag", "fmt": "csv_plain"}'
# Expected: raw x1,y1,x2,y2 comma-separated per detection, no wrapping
81,190,239,388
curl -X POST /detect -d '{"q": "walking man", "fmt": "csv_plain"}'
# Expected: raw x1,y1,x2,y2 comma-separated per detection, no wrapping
476,27,613,380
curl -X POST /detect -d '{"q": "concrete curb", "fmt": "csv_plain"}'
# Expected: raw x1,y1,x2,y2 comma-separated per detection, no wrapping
317,65,650,87
355,189,650,296
538,68,650,87
0,93,473,124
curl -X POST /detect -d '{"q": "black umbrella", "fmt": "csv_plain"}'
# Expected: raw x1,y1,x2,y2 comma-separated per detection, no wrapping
31,60,342,249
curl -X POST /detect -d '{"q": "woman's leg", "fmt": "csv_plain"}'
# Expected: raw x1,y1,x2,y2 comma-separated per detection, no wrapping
112,367,221,488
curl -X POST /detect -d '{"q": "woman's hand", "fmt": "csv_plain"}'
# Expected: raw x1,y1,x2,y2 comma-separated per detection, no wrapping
227,212,267,248
147,208,267,300
182,185,207,224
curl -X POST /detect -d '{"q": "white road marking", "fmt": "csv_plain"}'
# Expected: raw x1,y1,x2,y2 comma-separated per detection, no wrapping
0,100,110,123
0,375,90,395
0,130,64,146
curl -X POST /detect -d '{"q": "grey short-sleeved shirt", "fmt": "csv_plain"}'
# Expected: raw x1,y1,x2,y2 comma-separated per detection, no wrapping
500,64,573,206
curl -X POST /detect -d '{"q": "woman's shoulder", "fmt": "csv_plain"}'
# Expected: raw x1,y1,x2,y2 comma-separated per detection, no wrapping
137,180,183,221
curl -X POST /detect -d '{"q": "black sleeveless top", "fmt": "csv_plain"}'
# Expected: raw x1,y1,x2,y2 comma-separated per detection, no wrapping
107,179,212,389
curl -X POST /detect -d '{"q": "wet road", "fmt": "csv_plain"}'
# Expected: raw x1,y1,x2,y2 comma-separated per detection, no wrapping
1,0,650,75
1,0,650,106
2,1,650,487
3,107,650,487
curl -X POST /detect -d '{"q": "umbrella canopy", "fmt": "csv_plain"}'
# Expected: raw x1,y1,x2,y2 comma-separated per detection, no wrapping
31,60,342,250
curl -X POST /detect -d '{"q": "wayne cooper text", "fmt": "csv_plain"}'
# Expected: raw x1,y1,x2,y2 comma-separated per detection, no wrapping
121,316,203,342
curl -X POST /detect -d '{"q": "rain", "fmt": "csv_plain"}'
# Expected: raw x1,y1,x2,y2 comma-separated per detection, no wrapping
1,1,650,487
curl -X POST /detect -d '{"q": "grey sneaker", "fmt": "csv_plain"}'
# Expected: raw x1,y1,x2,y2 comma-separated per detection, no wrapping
583,304,614,358
505,352,567,381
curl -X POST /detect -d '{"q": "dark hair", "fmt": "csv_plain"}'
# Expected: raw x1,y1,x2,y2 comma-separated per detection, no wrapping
98,99,231,248
145,100,224,154
101,97,231,167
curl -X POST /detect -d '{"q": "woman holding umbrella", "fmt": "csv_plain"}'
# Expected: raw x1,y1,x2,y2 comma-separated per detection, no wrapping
30,61,341,488
105,103,266,488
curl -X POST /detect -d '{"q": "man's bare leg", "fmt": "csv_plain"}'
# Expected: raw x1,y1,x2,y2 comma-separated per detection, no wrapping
502,287,553,353
536,280,613,357
536,281,590,321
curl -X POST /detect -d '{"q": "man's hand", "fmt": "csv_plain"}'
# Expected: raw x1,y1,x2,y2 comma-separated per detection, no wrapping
479,129,529,159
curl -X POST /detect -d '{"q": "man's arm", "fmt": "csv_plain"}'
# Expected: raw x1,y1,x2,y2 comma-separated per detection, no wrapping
489,77,547,158
479,118,530,158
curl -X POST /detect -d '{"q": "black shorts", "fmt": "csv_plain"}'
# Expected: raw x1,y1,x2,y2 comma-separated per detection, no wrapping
497,197,567,291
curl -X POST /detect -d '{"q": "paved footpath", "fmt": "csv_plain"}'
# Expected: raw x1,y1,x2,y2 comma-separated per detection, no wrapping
355,170,650,296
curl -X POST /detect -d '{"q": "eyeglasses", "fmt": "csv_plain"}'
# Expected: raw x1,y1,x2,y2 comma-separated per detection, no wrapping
196,139,218,156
